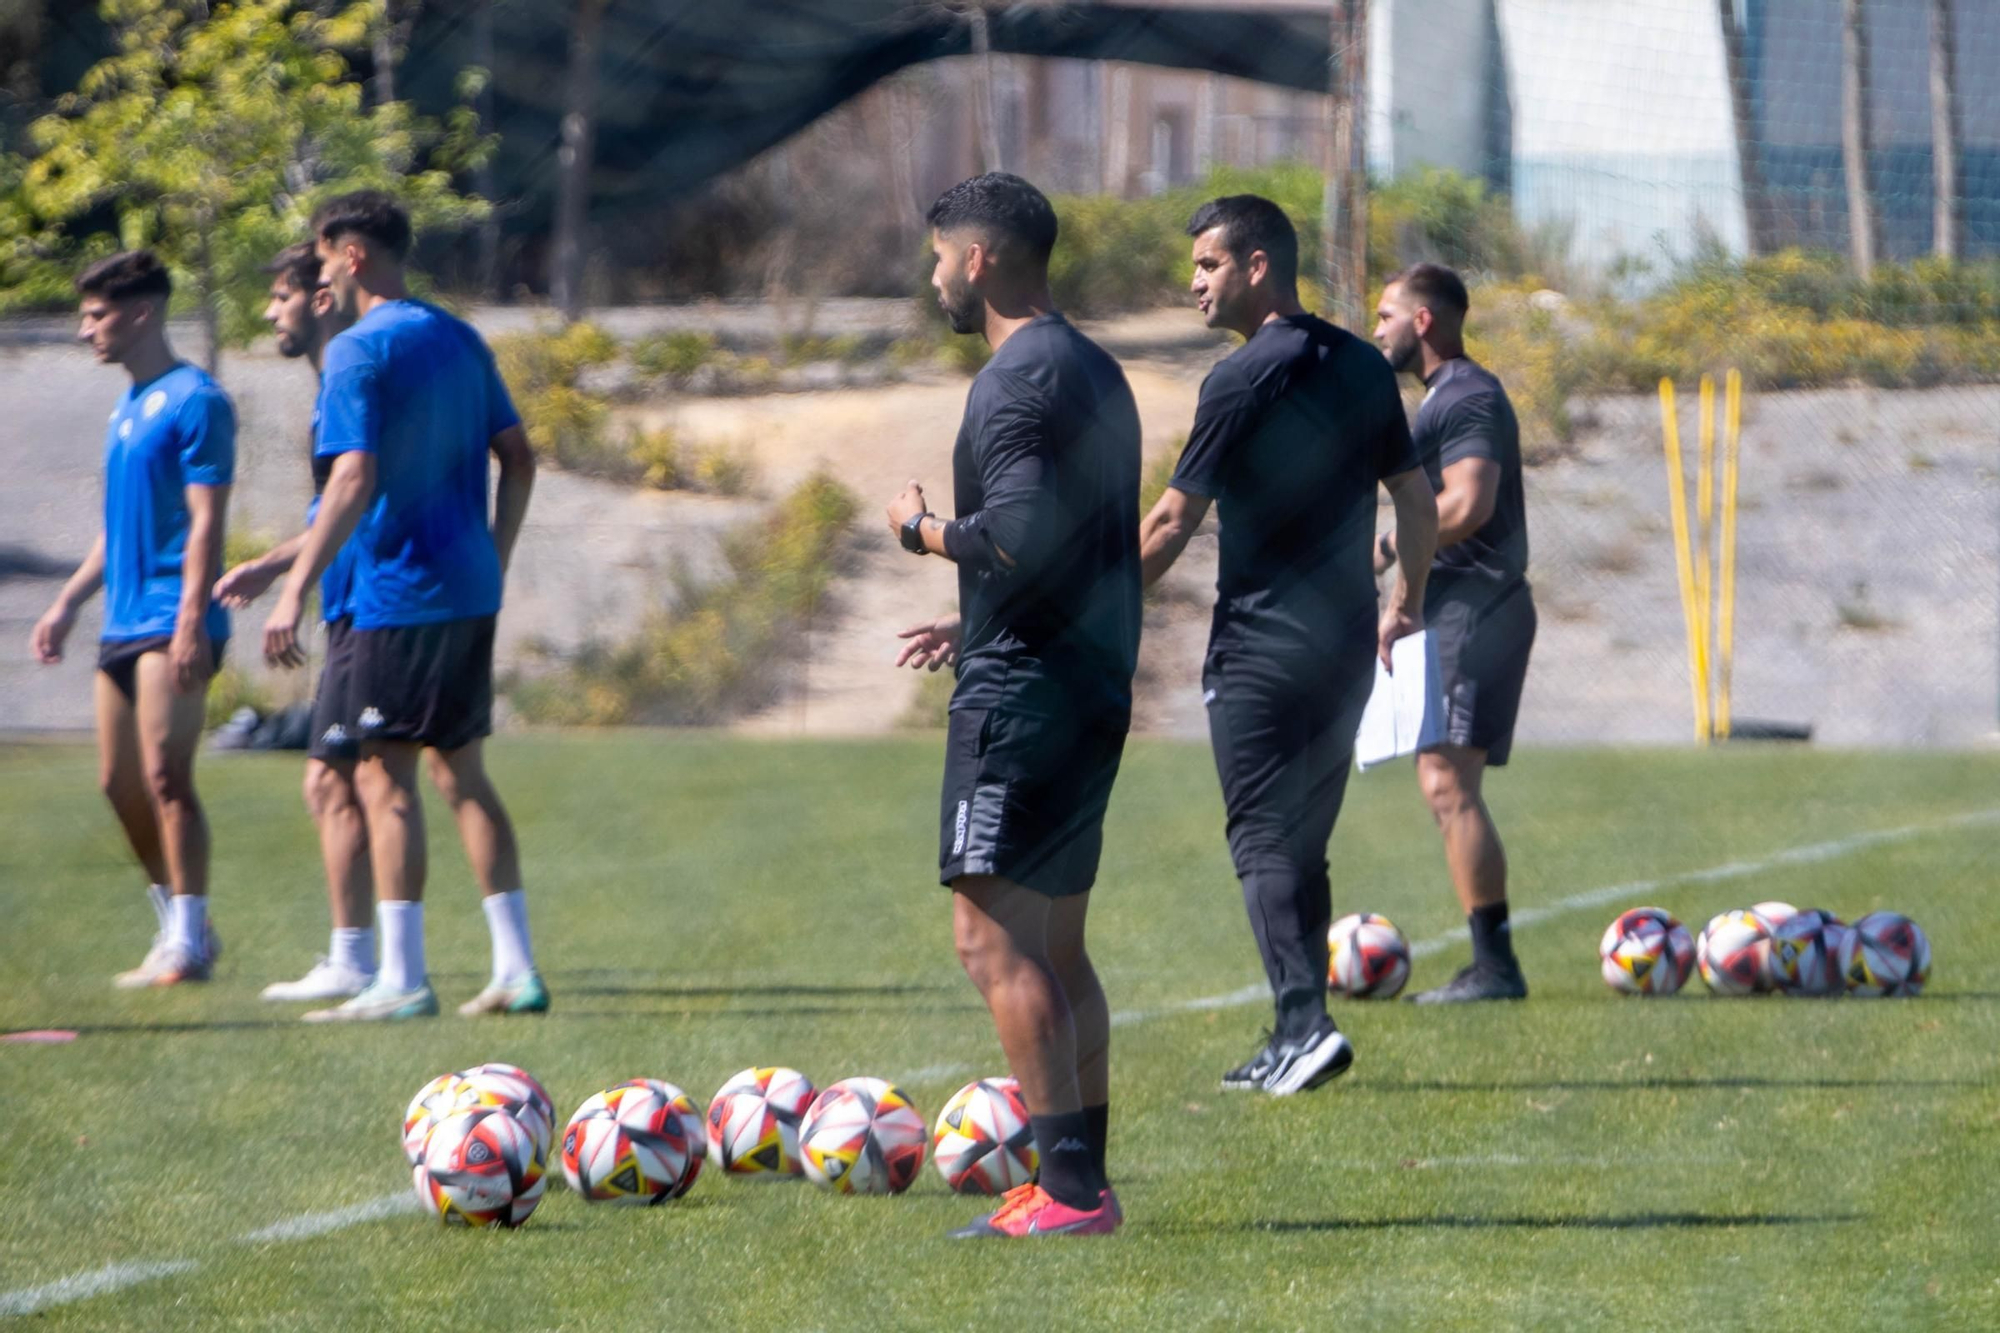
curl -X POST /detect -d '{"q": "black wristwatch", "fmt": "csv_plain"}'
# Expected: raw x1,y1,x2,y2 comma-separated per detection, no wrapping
900,510,932,555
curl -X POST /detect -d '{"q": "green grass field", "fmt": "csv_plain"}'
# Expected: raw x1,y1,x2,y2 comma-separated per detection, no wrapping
2,735,1997,1330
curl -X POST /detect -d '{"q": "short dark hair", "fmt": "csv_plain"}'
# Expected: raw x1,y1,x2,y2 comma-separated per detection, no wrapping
925,172,1059,264
75,250,171,303
265,242,322,294
1186,195,1299,289
1386,262,1470,318
312,190,412,260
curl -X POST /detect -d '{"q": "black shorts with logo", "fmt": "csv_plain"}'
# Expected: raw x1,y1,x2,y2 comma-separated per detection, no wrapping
98,635,228,703
1428,579,1536,766
938,705,1128,899
311,614,495,758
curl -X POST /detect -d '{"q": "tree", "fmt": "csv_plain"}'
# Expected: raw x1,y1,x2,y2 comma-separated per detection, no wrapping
1840,0,1878,279
8,0,489,374
1717,0,1775,255
1928,0,1959,260
549,0,603,323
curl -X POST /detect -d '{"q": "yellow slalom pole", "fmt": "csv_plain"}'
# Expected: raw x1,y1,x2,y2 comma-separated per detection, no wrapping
1658,379,1711,744
1695,374,1716,735
1717,368,1742,741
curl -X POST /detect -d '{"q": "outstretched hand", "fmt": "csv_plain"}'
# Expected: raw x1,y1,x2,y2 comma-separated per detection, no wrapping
895,614,961,672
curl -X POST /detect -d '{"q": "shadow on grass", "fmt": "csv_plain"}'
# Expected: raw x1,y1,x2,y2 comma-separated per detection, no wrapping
1230,1211,1863,1233
557,983,957,1000
1353,1076,1983,1092
551,1003,982,1020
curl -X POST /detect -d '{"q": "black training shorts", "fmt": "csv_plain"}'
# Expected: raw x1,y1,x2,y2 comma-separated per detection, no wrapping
98,634,228,704
315,614,496,755
938,705,1128,898
1428,580,1536,766
307,617,360,761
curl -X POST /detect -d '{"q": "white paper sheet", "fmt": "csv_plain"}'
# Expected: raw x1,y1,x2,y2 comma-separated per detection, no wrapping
1354,630,1446,771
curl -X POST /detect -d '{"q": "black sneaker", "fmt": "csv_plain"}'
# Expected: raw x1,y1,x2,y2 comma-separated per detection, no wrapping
1408,960,1529,1005
1221,1031,1279,1091
1261,1017,1354,1096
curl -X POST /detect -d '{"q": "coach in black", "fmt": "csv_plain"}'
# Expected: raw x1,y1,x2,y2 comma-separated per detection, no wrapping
888,173,1139,1238
1373,263,1536,1004
1139,196,1439,1094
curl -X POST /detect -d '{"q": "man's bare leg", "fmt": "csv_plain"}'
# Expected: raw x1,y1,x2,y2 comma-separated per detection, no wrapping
429,742,545,1015
1410,743,1526,1003
113,653,213,986
264,758,375,1000
1047,892,1110,1183
952,875,1106,1218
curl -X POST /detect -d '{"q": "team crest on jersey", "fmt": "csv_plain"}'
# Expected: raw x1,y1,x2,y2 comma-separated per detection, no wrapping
142,390,169,419
359,706,385,731
118,419,133,440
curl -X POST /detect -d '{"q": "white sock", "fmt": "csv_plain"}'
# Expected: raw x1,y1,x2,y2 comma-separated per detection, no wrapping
480,890,535,983
377,901,427,993
166,894,206,955
146,884,171,932
330,926,376,976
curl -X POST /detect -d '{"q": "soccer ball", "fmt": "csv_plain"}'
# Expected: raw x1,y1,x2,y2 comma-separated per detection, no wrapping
931,1077,1036,1195
1751,901,1799,931
1768,909,1847,996
455,1065,555,1160
798,1077,927,1195
1599,907,1696,995
460,1063,555,1134
707,1066,817,1177
403,1072,472,1165
416,1105,548,1227
1327,912,1411,999
560,1080,705,1204
1838,911,1931,997
1697,909,1772,996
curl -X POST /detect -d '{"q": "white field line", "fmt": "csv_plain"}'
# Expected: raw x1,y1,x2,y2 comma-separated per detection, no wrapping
0,1261,199,1318
1110,806,2000,1027
236,1190,421,1244
6,806,1994,1318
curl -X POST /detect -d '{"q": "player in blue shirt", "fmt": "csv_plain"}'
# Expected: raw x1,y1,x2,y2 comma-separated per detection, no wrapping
30,250,235,988
262,192,543,1024
214,242,375,1004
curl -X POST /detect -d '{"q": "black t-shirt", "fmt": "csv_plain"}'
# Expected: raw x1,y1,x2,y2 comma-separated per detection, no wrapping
1171,313,1419,654
1412,357,1529,606
943,313,1142,724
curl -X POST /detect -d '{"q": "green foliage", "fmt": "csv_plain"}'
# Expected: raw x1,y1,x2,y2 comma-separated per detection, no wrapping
1462,282,1583,463
1576,250,2000,392
1369,166,1531,281
895,666,955,731
622,423,759,496
491,322,621,476
220,526,276,571
779,332,866,366
513,473,858,725
1138,439,1182,517
630,330,722,380
938,332,992,376
202,662,271,730
2,0,489,367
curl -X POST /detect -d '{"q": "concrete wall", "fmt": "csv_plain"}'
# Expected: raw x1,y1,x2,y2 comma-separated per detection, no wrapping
1369,0,1495,179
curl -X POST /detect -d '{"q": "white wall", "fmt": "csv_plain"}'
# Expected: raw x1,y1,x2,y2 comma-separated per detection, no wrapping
1369,0,1493,178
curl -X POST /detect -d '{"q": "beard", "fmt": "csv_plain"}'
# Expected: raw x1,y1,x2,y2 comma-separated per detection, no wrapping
1383,329,1422,374
938,273,982,336
275,328,307,359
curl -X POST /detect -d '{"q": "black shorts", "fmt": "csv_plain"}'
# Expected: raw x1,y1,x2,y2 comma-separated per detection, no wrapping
938,706,1128,898
312,615,495,756
98,635,228,703
1203,640,1374,879
308,617,360,761
1428,581,1536,766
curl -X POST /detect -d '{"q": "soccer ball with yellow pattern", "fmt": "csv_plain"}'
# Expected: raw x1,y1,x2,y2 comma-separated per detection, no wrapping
707,1066,817,1177
560,1079,706,1204
1599,907,1696,996
415,1105,548,1227
799,1077,927,1195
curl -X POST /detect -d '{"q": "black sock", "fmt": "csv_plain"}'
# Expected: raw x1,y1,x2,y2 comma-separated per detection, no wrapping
1469,901,1516,968
1030,1110,1104,1210
1083,1102,1109,1183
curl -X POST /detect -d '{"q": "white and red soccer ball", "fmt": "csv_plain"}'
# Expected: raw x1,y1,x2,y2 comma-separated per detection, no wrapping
931,1076,1036,1195
403,1062,555,1167
1838,910,1931,997
1327,912,1411,999
707,1066,817,1177
798,1077,927,1195
415,1104,548,1227
1697,909,1772,996
560,1079,706,1204
1599,907,1696,996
